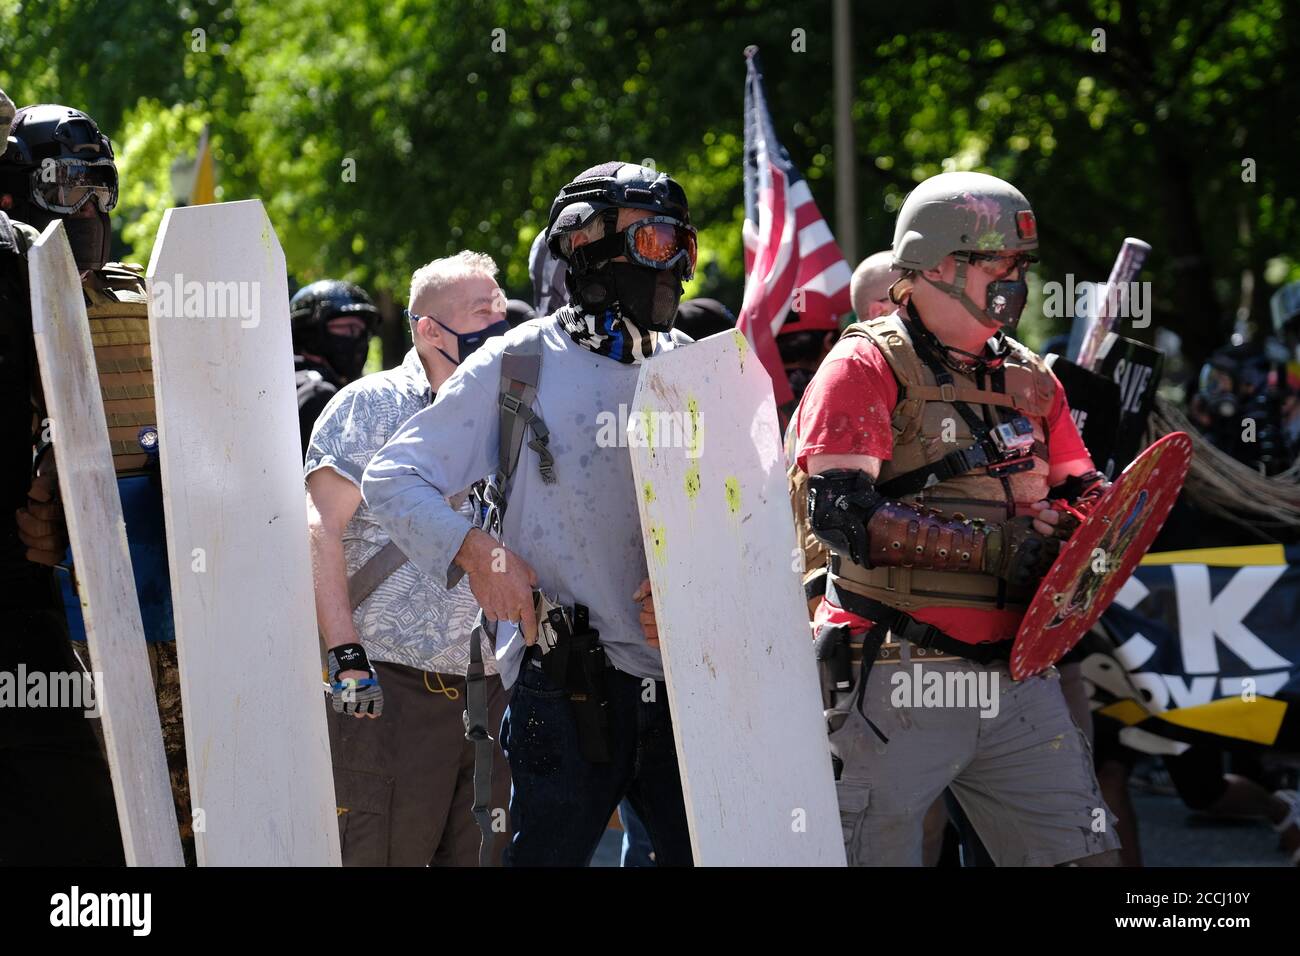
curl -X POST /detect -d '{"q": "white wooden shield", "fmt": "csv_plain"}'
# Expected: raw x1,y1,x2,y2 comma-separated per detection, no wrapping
29,221,184,866
629,330,845,866
147,200,339,865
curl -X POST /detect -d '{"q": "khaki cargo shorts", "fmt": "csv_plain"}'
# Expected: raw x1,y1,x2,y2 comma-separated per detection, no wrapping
828,644,1120,866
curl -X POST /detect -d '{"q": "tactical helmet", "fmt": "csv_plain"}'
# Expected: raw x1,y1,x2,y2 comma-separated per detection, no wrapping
546,162,691,263
545,161,695,332
892,171,1038,332
290,279,379,382
290,279,380,335
0,103,118,270
892,171,1037,271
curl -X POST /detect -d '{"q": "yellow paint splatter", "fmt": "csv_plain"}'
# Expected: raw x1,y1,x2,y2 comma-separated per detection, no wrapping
645,409,657,456
642,481,656,505
724,476,742,515
733,330,749,370
686,395,701,457
649,523,667,563
684,464,700,501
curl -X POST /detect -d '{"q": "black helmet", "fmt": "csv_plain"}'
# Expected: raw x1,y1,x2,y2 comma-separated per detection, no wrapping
545,162,695,332
0,104,118,271
290,280,380,382
290,279,379,334
546,161,691,262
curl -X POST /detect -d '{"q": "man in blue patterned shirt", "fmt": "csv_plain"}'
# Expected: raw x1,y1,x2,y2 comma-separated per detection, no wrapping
305,251,509,865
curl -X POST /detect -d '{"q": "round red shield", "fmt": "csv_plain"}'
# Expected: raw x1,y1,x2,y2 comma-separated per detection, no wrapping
1010,432,1193,679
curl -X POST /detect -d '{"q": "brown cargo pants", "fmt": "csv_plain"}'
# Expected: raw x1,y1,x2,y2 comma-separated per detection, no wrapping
327,660,510,866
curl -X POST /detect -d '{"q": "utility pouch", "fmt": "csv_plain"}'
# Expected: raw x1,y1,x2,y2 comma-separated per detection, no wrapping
568,605,611,764
813,622,853,710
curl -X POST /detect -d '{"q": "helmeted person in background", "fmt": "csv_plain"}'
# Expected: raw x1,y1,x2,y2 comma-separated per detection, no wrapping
673,296,735,341
363,162,697,866
306,251,511,866
850,250,901,322
791,171,1121,866
776,306,839,431
505,298,536,329
528,226,568,318
291,279,379,456
1188,339,1297,476
0,99,191,862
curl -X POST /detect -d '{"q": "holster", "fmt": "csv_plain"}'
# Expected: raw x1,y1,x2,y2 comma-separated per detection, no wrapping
813,622,853,711
538,601,611,764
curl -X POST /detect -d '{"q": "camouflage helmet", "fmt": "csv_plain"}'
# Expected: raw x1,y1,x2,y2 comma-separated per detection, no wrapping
892,171,1037,271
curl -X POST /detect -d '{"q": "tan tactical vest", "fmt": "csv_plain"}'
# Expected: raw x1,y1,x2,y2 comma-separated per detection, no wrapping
84,263,156,474
789,312,1058,615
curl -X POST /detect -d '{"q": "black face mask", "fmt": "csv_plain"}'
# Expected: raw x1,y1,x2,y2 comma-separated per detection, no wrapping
430,316,510,367
923,262,1029,332
573,260,684,333
984,278,1029,331
321,332,371,383
10,199,111,272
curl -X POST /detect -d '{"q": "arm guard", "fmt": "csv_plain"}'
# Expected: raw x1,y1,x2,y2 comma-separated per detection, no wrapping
807,469,987,572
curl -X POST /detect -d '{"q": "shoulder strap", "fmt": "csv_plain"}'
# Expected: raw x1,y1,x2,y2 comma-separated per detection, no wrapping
498,322,556,485
345,486,478,609
346,540,407,610
843,315,928,445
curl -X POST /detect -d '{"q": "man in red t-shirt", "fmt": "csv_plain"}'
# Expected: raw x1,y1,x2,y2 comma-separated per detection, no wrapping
796,332,1092,645
794,171,1120,867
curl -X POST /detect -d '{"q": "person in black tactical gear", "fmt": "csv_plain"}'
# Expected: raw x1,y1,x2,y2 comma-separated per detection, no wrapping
0,95,129,864
290,279,380,454
673,296,735,342
0,103,118,273
1188,338,1298,477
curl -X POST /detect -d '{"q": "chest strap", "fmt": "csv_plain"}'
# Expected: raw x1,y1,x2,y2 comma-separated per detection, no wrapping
878,320,1046,499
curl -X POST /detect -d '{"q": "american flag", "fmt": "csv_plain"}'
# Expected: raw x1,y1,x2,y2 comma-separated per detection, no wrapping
738,46,853,405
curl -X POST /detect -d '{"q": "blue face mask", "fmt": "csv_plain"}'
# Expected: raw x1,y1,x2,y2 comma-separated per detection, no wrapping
407,310,509,365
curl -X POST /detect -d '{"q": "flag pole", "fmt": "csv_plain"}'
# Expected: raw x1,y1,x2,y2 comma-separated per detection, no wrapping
832,0,857,267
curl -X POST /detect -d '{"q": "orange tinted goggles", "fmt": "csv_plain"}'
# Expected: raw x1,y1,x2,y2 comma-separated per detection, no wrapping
626,217,697,278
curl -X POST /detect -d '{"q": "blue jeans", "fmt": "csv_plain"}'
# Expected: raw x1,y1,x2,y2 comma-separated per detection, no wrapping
501,660,693,866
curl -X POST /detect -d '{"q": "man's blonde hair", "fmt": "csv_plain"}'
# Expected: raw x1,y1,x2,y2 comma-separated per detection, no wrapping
409,250,499,309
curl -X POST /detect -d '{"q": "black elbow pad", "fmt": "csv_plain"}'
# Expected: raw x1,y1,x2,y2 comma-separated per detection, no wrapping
807,469,884,567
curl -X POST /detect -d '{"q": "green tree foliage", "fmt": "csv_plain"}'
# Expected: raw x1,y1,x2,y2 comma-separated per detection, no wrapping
2,0,1295,369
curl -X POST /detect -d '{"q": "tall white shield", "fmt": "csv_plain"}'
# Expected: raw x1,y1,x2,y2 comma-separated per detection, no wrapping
147,200,339,865
629,331,845,866
29,221,183,867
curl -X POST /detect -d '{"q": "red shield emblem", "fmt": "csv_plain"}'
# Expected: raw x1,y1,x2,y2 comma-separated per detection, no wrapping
1010,432,1193,679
